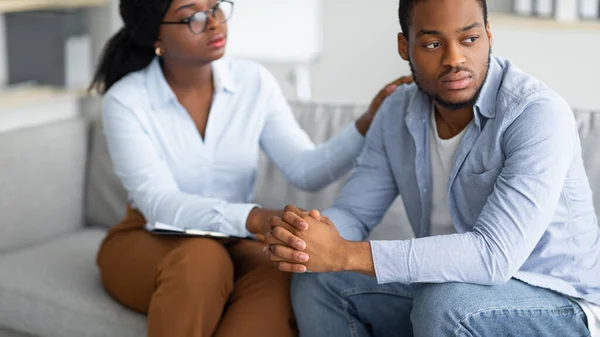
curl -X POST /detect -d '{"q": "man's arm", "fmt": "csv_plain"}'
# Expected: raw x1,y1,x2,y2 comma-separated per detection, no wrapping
262,97,401,273
268,96,577,286
320,98,400,241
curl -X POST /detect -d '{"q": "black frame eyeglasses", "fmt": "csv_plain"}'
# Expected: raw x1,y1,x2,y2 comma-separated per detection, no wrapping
161,0,234,35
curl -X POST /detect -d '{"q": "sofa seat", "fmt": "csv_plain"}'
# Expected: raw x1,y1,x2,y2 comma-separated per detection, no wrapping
0,229,146,337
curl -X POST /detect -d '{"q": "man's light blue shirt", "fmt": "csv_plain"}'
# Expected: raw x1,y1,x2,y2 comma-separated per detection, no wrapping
324,56,600,305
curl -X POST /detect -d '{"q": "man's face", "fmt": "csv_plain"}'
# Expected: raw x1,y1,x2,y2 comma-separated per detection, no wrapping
398,0,493,110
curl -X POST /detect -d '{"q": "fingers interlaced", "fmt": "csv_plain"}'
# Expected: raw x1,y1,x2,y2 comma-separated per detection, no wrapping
262,233,309,273
266,218,306,251
282,210,309,231
269,244,309,263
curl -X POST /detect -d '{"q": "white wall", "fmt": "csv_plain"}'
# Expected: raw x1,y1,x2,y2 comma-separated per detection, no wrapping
85,0,121,66
491,25,600,110
266,0,600,110
85,0,600,110
265,0,409,105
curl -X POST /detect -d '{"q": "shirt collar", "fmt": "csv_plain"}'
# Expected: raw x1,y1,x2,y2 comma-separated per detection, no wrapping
145,57,237,110
212,58,236,94
473,55,503,123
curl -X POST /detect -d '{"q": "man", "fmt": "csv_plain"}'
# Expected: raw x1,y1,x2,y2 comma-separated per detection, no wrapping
263,0,600,336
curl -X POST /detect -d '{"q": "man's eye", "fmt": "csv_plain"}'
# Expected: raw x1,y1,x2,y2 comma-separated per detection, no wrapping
424,42,441,49
463,36,479,44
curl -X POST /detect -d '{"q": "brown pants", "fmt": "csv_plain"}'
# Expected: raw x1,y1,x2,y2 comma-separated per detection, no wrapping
97,207,295,337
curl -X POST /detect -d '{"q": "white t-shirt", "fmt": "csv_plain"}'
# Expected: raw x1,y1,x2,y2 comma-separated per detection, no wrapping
429,107,599,335
429,107,466,236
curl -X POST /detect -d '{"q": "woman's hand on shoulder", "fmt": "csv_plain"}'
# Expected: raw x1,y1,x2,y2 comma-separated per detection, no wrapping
355,75,414,136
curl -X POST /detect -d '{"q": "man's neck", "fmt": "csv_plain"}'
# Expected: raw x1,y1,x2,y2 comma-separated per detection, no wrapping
433,103,474,140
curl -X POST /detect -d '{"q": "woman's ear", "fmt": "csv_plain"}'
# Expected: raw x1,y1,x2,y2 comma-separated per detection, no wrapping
398,33,409,61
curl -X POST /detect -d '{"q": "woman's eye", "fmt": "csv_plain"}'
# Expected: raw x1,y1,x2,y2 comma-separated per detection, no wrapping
190,12,208,22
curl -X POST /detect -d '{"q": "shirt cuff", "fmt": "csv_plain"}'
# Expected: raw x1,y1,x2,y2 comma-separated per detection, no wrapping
221,203,260,238
370,239,412,284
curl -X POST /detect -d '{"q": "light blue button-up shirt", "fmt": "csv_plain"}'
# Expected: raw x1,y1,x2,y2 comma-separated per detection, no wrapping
102,57,365,238
324,56,600,305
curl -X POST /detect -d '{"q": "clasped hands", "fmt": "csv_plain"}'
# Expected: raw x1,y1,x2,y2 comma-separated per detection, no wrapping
261,205,350,273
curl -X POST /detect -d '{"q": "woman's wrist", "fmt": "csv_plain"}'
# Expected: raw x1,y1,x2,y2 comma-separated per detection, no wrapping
246,207,263,234
246,207,282,234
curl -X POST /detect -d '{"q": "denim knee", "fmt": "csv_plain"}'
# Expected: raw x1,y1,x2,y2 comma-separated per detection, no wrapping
291,273,339,308
411,283,473,335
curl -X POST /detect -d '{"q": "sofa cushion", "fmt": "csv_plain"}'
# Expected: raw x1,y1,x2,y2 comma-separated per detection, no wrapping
0,118,87,253
85,107,128,229
0,327,34,337
574,109,600,217
0,229,146,337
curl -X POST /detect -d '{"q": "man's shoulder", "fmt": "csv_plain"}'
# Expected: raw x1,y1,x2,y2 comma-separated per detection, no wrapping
491,58,575,145
494,58,570,120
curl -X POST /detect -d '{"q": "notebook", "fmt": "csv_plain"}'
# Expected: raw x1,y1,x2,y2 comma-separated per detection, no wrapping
145,222,235,238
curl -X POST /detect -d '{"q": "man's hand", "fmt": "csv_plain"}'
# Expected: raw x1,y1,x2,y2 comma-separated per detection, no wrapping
355,75,414,136
263,205,352,273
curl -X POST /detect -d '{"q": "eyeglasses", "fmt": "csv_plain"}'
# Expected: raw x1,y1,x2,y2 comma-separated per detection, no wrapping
161,1,234,35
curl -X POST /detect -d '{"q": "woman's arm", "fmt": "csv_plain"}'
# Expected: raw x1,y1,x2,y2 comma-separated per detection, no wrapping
103,96,278,237
259,69,412,191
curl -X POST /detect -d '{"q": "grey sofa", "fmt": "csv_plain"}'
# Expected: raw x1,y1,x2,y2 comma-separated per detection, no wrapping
0,98,599,337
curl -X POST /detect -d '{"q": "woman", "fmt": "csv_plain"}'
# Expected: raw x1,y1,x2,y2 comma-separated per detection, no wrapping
91,0,412,336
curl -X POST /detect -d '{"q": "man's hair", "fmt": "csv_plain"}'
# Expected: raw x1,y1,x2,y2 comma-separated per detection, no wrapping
398,0,488,39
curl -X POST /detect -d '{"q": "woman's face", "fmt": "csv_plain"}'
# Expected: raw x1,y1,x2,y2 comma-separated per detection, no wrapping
156,0,231,64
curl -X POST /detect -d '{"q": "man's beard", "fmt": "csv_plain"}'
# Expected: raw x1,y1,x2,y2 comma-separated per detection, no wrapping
409,50,491,111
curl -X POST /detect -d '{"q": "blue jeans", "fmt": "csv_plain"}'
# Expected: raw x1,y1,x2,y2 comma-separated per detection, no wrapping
291,272,590,337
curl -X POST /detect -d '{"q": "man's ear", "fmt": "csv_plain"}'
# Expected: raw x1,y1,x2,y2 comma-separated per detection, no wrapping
486,22,493,48
397,33,409,61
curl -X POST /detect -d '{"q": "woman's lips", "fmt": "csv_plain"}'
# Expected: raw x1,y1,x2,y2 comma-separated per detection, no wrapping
208,34,226,49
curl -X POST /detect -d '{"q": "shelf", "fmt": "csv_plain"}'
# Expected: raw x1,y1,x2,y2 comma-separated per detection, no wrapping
490,13,600,31
0,86,77,108
0,0,109,13
0,85,85,133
